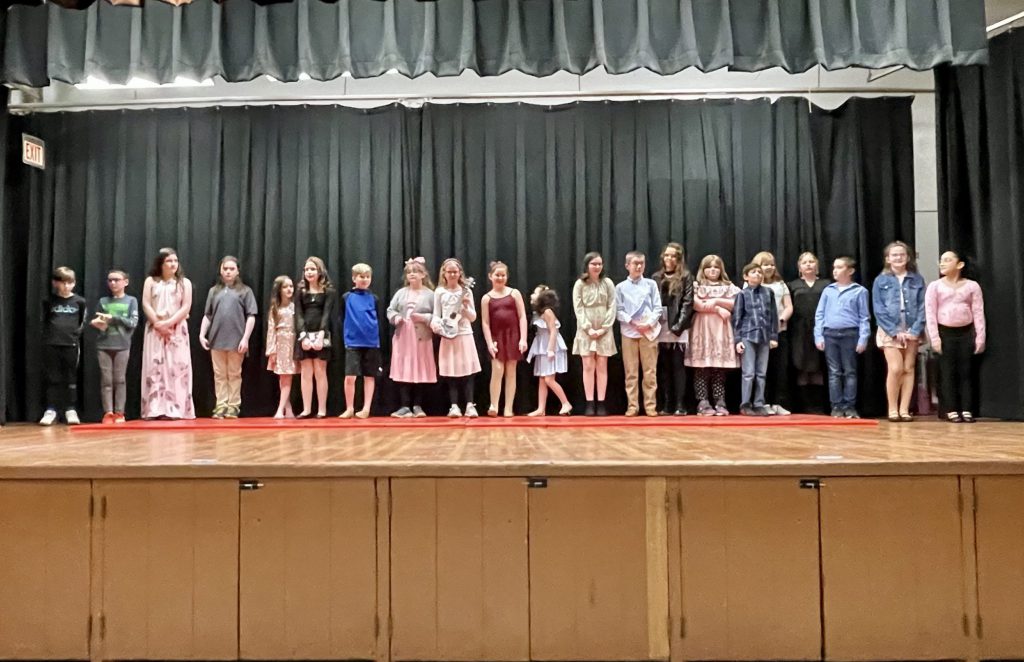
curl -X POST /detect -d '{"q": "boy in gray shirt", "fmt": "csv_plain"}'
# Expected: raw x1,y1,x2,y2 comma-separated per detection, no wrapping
91,269,139,423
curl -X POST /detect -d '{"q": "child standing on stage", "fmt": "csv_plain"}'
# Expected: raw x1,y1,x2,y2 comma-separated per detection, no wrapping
387,258,437,418
40,267,87,426
572,252,617,416
615,251,662,417
526,285,572,417
295,256,337,419
339,263,383,419
141,247,195,420
199,256,258,419
266,275,298,419
787,252,829,412
685,255,740,416
432,258,481,418
925,250,986,423
481,261,528,417
91,269,138,424
813,257,870,418
733,263,779,416
652,243,695,416
872,241,926,422
751,251,793,415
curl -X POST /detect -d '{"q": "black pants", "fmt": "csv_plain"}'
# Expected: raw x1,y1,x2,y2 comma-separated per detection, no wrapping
764,330,790,408
656,343,687,412
399,383,426,408
938,324,975,414
446,375,476,406
45,345,80,411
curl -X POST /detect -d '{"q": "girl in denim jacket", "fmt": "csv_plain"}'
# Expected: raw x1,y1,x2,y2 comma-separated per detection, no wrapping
872,241,926,422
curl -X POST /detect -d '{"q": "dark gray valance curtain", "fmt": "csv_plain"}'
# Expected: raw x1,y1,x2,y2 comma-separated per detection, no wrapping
936,30,1024,420
1,97,914,422
1,0,988,87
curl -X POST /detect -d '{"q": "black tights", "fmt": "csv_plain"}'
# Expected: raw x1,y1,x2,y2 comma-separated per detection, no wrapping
694,368,726,404
446,375,476,406
399,383,425,409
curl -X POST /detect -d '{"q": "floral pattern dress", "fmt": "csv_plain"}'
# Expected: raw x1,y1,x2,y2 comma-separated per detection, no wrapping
141,278,195,419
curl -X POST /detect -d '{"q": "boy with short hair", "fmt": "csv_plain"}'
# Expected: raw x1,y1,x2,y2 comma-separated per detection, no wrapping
615,251,662,416
41,267,88,426
91,269,139,423
813,257,871,418
733,263,779,416
339,263,383,419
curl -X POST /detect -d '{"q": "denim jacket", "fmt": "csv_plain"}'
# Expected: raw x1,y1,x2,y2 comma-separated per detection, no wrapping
871,271,926,337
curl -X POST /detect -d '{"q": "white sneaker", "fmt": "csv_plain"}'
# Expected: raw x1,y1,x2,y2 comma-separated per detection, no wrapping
65,409,81,425
772,404,791,416
39,409,58,426
465,403,479,418
447,404,462,418
412,406,426,418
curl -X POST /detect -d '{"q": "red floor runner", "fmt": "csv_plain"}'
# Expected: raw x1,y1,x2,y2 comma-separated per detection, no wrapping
72,414,877,431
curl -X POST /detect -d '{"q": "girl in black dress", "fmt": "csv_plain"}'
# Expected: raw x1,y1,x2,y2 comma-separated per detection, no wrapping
295,256,338,418
787,252,829,413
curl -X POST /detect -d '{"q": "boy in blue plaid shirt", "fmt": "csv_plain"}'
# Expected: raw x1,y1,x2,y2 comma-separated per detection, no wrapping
732,263,779,415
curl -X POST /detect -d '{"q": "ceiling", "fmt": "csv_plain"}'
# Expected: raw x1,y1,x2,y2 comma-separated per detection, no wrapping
986,0,1024,32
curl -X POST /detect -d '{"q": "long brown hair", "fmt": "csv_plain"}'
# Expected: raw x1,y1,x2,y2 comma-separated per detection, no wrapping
696,254,732,286
751,250,783,283
578,252,605,282
268,275,293,327
653,242,689,297
148,247,184,282
299,256,333,293
882,241,918,274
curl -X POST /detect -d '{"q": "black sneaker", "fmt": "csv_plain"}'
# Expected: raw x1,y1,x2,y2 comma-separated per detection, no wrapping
831,408,845,418
740,404,756,416
843,409,860,419
752,406,772,416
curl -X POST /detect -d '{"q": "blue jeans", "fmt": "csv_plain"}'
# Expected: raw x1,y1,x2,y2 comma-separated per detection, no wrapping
740,339,770,407
824,329,858,410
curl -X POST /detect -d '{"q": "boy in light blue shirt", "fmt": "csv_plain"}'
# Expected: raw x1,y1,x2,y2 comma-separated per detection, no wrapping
813,257,870,418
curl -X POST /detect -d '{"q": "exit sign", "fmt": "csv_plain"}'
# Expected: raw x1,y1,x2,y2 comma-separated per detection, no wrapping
22,134,45,169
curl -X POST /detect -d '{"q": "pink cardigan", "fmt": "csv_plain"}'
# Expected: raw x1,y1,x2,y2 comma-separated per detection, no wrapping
924,279,986,351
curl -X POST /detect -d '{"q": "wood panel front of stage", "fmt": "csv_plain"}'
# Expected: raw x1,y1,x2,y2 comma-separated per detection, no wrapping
2,422,1024,662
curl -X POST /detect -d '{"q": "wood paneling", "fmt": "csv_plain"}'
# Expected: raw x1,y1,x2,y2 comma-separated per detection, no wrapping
0,480,92,659
974,476,1024,658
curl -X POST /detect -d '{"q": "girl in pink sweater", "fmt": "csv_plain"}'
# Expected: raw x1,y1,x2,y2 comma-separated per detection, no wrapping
925,250,985,422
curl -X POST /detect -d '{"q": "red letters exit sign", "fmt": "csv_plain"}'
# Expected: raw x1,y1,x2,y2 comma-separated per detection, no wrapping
22,134,45,170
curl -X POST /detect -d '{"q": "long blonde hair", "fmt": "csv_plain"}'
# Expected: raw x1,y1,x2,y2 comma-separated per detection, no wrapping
751,251,783,283
696,254,732,286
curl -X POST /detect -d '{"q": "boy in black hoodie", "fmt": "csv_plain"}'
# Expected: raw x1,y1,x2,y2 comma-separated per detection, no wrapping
40,267,87,425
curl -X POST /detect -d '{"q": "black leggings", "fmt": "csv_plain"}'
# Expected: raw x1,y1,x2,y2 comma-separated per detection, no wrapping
657,343,687,411
399,383,427,409
446,375,476,406
938,324,975,413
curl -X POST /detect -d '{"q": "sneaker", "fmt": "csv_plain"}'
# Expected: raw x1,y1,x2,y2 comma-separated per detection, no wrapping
831,408,846,418
625,407,639,417
697,400,715,416
224,406,239,419
211,405,226,419
447,404,462,418
740,404,755,416
772,404,791,416
102,412,115,424
464,403,479,418
39,409,58,426
65,409,81,425
412,406,426,418
714,403,729,416
674,408,688,416
391,407,413,418
844,409,860,419
113,412,127,424
752,406,772,417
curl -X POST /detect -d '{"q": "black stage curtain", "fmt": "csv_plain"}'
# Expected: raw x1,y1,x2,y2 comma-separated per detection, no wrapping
4,97,913,421
0,87,9,424
1,0,988,87
936,29,1024,420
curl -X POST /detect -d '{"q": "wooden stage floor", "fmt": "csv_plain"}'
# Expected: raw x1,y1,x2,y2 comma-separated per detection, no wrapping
1,418,1022,478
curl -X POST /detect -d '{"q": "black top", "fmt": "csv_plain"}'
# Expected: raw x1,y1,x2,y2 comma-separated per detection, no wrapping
294,287,338,361
787,277,829,373
42,293,88,346
653,270,695,336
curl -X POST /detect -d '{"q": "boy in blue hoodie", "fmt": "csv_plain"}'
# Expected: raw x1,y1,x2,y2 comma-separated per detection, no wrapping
339,263,383,419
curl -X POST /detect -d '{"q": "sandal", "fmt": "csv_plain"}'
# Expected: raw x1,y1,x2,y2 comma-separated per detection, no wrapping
961,411,975,423
946,412,963,423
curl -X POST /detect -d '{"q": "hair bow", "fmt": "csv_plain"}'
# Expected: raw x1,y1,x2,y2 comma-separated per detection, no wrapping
405,257,426,266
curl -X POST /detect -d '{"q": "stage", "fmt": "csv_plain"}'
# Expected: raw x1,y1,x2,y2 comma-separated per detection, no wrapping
2,418,1023,662
0,416,1020,479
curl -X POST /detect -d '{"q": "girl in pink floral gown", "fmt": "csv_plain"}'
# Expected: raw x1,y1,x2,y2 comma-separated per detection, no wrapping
141,248,195,419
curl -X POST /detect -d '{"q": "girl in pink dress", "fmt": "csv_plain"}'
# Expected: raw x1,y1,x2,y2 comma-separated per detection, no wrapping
140,247,195,420
480,261,528,417
685,255,740,416
265,275,298,419
386,258,437,418
431,258,481,418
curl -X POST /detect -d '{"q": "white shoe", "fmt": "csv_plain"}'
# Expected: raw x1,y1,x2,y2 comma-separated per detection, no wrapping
772,404,791,416
64,410,81,425
39,409,57,426
412,406,426,418
447,404,462,418
464,403,479,418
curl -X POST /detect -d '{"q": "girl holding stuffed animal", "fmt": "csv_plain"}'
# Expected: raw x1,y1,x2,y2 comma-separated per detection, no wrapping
432,258,480,417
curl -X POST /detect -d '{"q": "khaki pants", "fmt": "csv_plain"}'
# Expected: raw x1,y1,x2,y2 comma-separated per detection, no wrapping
621,336,659,414
211,349,244,409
